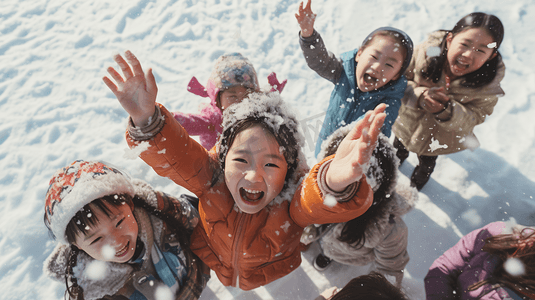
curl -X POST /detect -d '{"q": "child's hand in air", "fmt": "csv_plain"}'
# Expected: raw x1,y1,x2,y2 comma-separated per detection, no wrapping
419,87,450,114
103,51,158,127
295,0,316,38
326,104,387,192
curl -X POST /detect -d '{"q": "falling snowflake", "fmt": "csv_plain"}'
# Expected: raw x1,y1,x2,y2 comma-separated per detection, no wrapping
85,260,108,280
504,257,525,276
323,194,337,207
101,244,116,260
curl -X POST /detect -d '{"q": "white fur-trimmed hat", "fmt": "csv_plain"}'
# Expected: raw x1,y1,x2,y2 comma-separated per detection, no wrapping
44,160,135,244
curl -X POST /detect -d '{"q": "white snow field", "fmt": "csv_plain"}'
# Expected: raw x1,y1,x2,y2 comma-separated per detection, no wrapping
1,0,534,299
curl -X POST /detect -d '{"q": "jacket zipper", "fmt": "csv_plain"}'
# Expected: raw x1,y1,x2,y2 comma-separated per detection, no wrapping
231,211,248,288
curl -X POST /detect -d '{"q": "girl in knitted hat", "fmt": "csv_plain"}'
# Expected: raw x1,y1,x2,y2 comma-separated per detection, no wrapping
171,53,287,150
43,160,209,300
103,50,386,290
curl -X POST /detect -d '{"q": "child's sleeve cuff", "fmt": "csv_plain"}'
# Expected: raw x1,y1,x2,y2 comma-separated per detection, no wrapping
127,105,165,141
434,100,453,122
298,29,319,42
317,159,360,202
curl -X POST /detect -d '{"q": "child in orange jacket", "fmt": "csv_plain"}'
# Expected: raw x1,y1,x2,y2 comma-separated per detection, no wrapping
103,51,386,290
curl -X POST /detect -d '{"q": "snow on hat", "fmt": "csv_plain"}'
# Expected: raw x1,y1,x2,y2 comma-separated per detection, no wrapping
217,92,308,205
206,53,259,103
361,27,414,76
44,160,135,244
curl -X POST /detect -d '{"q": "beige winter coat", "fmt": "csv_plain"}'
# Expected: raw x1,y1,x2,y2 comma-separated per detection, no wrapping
392,31,505,156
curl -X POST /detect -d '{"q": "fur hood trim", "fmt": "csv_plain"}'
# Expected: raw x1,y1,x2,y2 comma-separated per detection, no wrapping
217,91,308,206
317,122,418,223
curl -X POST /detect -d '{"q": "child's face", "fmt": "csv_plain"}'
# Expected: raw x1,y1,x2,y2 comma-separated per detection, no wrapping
224,124,288,214
445,28,497,78
219,86,251,110
355,36,404,92
74,201,138,263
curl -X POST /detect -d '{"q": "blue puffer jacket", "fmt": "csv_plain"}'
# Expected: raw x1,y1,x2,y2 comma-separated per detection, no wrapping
314,48,407,156
298,30,407,157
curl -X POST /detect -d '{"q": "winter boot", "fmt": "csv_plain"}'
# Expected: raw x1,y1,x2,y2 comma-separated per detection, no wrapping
410,155,438,190
393,137,409,166
314,253,333,271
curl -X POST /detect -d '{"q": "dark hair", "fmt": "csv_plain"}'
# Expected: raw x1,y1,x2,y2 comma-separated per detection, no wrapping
61,194,191,300
63,194,133,244
321,133,397,247
468,227,535,298
213,117,299,191
59,194,134,300
65,246,84,300
329,272,408,300
338,138,397,247
212,91,302,191
422,12,504,88
361,28,414,77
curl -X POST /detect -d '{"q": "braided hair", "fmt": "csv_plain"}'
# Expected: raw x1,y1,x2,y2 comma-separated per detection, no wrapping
65,246,84,300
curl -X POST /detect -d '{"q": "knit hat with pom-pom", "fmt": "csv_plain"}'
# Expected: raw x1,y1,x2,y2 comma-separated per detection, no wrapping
44,160,135,244
206,53,259,103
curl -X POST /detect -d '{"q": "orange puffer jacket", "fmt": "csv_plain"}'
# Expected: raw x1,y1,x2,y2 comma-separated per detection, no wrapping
126,104,373,290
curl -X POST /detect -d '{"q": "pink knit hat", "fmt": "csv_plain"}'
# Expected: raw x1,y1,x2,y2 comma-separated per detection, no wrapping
186,53,260,104
44,160,134,244
207,53,259,99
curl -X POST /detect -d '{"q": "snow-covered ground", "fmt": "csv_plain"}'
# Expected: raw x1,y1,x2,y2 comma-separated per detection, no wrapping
1,0,535,299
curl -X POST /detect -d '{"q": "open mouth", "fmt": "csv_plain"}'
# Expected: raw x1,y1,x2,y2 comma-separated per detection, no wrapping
454,58,469,70
239,187,265,204
116,241,130,257
363,73,378,85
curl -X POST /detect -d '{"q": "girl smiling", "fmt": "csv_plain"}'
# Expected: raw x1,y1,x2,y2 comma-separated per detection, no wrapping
392,12,505,190
104,51,387,290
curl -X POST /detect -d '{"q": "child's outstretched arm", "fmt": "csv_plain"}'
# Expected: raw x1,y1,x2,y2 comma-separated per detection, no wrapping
297,0,343,84
326,104,387,192
102,51,158,127
295,0,316,38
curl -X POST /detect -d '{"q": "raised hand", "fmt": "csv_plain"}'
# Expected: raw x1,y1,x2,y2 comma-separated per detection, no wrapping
420,87,450,113
295,0,316,38
326,104,387,192
103,50,157,127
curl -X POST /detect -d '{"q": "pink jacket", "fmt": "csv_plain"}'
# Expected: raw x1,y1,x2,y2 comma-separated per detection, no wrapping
173,73,287,150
